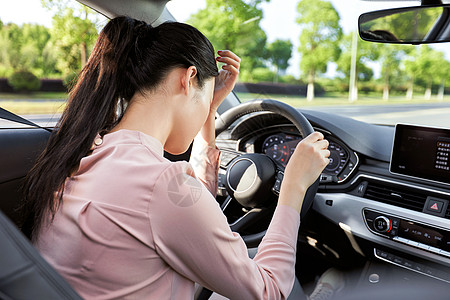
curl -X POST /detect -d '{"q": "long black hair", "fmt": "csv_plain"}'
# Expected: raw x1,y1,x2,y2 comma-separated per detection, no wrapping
22,16,219,241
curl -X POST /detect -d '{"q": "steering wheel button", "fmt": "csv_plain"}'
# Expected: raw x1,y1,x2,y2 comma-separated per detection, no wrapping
276,171,284,180
273,179,281,194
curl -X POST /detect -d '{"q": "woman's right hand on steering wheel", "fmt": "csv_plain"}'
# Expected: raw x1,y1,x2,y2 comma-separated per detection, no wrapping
278,132,330,213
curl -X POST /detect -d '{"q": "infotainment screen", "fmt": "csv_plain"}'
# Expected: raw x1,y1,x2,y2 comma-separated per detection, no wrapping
390,124,450,185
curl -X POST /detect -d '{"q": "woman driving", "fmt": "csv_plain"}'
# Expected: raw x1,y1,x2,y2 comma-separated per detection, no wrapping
22,16,330,299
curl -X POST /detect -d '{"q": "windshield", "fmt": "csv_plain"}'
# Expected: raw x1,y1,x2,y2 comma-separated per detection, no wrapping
166,0,450,128
1,0,449,128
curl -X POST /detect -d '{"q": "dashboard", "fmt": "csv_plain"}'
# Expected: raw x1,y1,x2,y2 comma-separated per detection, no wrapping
216,110,450,285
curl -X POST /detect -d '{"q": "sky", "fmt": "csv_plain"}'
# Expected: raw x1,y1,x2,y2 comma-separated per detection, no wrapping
1,0,448,78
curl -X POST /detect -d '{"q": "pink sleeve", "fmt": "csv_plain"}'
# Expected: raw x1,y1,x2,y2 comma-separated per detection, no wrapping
149,163,300,299
189,135,221,197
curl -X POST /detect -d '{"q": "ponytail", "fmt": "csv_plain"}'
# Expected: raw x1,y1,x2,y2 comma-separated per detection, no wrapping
22,16,219,241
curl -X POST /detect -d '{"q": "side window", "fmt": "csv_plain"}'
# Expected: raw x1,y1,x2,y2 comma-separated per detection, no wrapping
0,2,106,128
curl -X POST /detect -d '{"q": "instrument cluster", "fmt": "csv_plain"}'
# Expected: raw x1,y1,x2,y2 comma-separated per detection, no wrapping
259,131,358,182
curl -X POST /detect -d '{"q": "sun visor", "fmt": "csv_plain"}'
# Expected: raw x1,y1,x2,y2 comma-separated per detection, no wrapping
77,0,169,25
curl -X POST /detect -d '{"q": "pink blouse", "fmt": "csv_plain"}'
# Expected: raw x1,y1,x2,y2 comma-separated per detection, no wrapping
36,129,300,300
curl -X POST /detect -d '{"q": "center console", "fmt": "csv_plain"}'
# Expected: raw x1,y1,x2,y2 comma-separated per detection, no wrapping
363,209,450,283
363,209,450,258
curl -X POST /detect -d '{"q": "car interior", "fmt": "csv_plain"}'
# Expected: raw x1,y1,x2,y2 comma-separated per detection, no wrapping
0,0,449,299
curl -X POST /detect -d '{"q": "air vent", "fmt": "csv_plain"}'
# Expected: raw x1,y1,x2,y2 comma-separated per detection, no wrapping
364,181,428,212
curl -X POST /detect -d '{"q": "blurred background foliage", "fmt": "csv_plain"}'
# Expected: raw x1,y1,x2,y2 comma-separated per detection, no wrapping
0,0,449,101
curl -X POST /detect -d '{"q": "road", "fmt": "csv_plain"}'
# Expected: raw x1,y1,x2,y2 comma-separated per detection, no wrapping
306,102,450,128
1,102,450,128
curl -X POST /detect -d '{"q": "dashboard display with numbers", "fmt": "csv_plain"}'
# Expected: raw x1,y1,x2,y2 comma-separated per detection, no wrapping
390,123,450,185
261,133,349,177
261,133,299,166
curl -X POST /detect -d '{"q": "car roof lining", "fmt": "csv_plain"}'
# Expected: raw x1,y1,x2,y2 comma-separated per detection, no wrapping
77,0,170,25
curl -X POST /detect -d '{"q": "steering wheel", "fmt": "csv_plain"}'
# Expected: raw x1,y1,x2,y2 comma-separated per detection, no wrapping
215,99,319,247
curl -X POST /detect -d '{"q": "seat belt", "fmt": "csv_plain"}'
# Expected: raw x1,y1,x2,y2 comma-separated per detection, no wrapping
0,107,53,133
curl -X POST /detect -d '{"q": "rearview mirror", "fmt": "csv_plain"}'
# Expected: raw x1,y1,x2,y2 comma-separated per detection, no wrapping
359,4,450,44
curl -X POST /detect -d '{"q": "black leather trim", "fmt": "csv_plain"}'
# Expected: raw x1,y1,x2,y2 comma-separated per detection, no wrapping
0,210,82,299
0,128,51,229
0,128,50,183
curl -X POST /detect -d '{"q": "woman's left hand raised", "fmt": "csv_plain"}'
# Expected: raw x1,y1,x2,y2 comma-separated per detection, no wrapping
211,50,240,113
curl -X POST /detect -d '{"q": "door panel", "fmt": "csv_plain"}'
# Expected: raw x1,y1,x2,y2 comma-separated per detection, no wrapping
0,128,51,229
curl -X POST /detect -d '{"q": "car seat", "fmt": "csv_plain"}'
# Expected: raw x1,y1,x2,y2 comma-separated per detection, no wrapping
0,209,83,300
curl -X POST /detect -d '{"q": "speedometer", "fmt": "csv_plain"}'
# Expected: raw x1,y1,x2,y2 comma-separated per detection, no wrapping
324,141,348,175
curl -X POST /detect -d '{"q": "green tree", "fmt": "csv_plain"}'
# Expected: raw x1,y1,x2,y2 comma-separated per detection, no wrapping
376,44,409,100
0,22,55,77
436,59,450,100
188,0,269,82
21,24,53,77
336,31,378,98
265,39,293,82
411,45,446,100
42,0,99,75
0,23,23,71
8,70,41,92
296,0,342,101
404,47,420,99
252,67,276,82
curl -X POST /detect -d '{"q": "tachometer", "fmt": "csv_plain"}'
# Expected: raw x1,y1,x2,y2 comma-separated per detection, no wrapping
324,141,348,175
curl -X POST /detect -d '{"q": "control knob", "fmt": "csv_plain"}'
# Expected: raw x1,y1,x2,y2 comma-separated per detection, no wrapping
374,216,392,233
